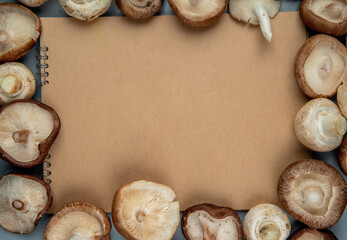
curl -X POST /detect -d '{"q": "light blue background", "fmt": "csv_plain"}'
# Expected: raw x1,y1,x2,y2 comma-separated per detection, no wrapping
0,0,346,239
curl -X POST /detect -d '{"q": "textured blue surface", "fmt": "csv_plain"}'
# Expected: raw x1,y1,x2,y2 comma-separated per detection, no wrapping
0,0,346,239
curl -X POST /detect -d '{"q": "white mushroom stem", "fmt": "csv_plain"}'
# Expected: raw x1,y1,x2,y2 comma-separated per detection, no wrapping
317,111,347,139
258,221,281,240
128,0,148,8
0,30,8,44
253,4,272,42
323,2,343,19
12,200,24,210
0,74,22,95
12,130,31,143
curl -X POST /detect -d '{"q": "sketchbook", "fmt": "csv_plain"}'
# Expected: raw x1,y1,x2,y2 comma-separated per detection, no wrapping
39,13,309,213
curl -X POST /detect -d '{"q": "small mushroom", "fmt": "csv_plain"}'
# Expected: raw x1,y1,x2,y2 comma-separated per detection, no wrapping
0,99,61,168
243,203,291,240
0,3,41,63
44,201,111,240
181,203,243,240
289,228,338,240
18,0,48,7
294,98,347,152
58,0,112,21
229,0,282,42
112,180,180,240
115,0,163,20
168,0,227,27
295,34,347,98
0,62,36,105
338,137,347,175
278,159,347,229
300,0,347,36
337,81,347,118
0,173,52,234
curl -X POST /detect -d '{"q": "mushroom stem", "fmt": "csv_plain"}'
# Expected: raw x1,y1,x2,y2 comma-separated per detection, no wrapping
12,130,31,143
253,5,272,42
12,200,24,210
317,111,347,139
258,221,281,240
0,74,22,95
128,0,148,8
323,2,343,19
0,30,8,44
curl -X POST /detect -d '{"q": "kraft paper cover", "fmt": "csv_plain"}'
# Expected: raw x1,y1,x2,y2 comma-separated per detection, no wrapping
41,13,309,213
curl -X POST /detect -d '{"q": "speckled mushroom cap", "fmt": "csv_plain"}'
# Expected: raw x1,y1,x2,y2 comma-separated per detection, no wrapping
278,159,347,229
58,0,112,21
289,228,338,240
181,203,243,240
300,0,347,36
115,0,163,20
0,173,52,234
338,137,347,175
169,0,227,27
294,98,346,152
295,34,347,98
18,0,48,7
0,3,41,63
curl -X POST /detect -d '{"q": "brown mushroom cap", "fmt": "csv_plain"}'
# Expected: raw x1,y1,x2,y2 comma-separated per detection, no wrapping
115,0,163,20
295,34,347,98
18,0,48,7
181,203,243,240
0,99,61,168
338,137,347,175
300,0,347,36
278,159,347,229
289,228,338,240
168,0,227,27
0,3,41,63
44,201,111,240
0,173,52,234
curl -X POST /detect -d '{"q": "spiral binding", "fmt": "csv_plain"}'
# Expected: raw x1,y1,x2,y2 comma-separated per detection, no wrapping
42,153,52,184
36,45,50,86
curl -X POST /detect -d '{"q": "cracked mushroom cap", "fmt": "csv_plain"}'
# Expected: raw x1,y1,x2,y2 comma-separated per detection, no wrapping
168,0,227,27
278,159,347,229
18,0,48,7
289,228,338,240
44,201,111,240
0,173,52,234
181,203,243,240
300,0,347,36
58,0,112,21
0,99,61,168
295,34,347,98
0,3,41,63
0,62,36,105
243,203,290,240
115,0,163,20
229,0,281,42
112,180,180,240
338,137,347,175
294,98,347,152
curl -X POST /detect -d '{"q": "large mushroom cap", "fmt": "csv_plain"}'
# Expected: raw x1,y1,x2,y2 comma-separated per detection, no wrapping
229,0,282,42
289,228,338,240
0,62,36,105
168,0,227,27
294,98,346,152
0,3,41,63
112,180,180,240
58,0,112,21
0,173,52,234
278,159,347,229
115,0,163,20
0,99,61,168
18,0,49,7
295,34,347,98
44,201,111,240
300,0,347,36
181,203,243,240
338,137,347,175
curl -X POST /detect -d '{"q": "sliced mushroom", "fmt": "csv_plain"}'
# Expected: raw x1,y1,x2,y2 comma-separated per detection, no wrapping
0,62,36,105
289,228,338,240
0,99,61,168
181,203,243,240
278,159,347,229
300,0,347,36
295,34,347,98
44,201,111,240
294,98,347,152
0,173,52,234
58,0,112,21
168,0,227,27
115,0,163,20
229,0,281,42
337,81,347,118
338,137,347,175
0,3,41,63
243,203,291,240
18,0,48,7
112,180,180,240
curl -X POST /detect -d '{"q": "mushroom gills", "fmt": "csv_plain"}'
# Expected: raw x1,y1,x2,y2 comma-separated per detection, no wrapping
316,111,347,139
311,0,346,23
